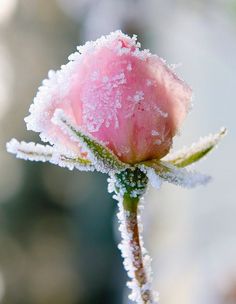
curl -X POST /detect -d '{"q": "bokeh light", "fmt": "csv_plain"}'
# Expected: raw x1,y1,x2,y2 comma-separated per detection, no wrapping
0,0,18,25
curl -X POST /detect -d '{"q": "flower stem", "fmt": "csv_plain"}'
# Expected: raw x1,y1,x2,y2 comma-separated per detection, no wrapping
117,195,157,303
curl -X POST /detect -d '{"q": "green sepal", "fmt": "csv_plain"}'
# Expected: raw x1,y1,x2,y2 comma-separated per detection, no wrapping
114,167,148,199
163,128,227,168
53,109,128,173
139,159,211,188
6,139,94,171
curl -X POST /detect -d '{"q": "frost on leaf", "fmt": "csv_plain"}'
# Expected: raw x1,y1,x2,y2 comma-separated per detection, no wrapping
52,109,128,173
139,160,211,188
163,128,227,167
6,138,94,171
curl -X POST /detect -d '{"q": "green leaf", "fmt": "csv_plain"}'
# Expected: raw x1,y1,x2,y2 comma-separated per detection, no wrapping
163,128,227,168
53,109,128,173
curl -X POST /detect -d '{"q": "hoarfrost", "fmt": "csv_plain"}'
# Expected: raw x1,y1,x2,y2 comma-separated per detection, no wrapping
52,109,127,173
159,164,211,188
125,91,145,118
140,161,211,189
113,192,158,303
164,127,226,165
146,79,154,87
82,72,126,132
127,63,132,71
141,167,162,189
155,107,168,118
6,139,94,171
151,130,160,137
76,30,147,61
7,138,53,162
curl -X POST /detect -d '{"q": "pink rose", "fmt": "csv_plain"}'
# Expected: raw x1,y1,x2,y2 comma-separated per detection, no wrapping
25,30,192,164
6,30,226,304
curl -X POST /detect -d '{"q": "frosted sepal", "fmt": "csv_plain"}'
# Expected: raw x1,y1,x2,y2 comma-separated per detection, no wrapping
139,160,211,188
112,167,148,199
163,128,227,167
52,109,128,173
6,138,94,171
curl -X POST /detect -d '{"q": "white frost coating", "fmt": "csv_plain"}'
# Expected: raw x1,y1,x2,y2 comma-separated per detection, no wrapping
163,128,227,163
151,130,159,137
146,79,153,87
155,107,168,118
107,175,158,303
113,192,158,303
52,109,127,174
7,138,53,162
76,30,151,61
125,91,145,118
140,162,211,189
25,59,75,139
127,91,144,103
6,139,94,171
82,72,126,132
127,63,132,71
142,167,162,189
160,166,211,188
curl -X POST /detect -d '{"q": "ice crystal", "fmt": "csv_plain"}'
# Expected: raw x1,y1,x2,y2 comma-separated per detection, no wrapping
127,63,132,71
144,167,162,189
113,168,148,198
82,72,126,132
6,139,93,171
155,107,168,118
164,128,226,167
139,161,211,189
114,194,158,304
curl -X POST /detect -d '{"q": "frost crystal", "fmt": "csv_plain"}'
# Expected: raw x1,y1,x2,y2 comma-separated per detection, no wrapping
107,169,158,303
164,128,226,167
6,139,94,171
144,168,162,189
139,161,211,189
113,168,148,198
82,72,126,132
125,91,145,118
114,194,158,304
52,109,127,173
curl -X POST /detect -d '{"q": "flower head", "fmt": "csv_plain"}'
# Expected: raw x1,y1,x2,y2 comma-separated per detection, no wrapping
25,30,192,164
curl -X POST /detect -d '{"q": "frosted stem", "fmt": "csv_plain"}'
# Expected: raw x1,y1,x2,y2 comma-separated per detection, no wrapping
117,195,158,303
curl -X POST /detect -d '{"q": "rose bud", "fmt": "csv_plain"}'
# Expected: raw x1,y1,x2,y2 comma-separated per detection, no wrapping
25,30,192,164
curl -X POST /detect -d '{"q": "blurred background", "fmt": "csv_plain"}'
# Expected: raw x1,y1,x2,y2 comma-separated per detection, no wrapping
0,0,235,303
